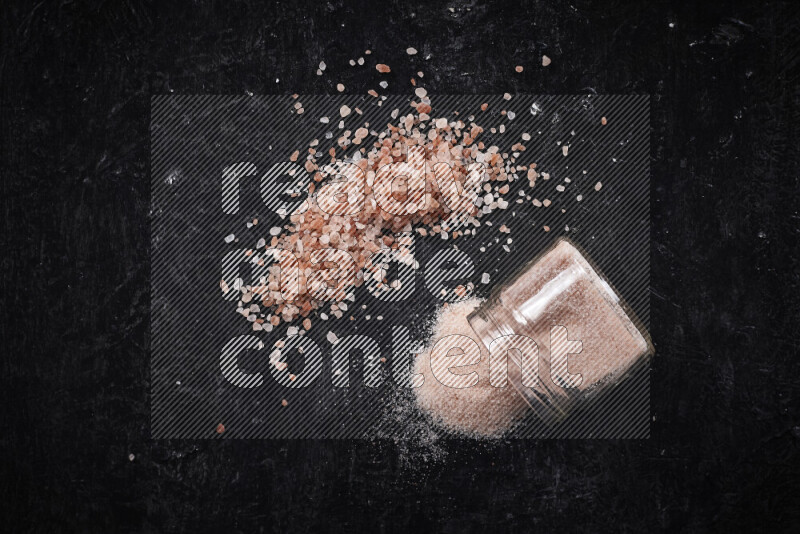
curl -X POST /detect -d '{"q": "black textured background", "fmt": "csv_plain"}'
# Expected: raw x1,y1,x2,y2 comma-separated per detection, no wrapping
2,0,799,532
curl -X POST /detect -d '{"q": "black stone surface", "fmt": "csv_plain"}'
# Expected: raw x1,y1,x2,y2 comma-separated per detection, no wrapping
2,0,799,532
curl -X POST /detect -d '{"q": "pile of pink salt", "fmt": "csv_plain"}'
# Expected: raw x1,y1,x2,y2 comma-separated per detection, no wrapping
413,298,526,437
233,53,609,333
243,106,515,329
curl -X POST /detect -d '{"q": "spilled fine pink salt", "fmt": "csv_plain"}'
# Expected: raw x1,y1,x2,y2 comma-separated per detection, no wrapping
413,299,526,437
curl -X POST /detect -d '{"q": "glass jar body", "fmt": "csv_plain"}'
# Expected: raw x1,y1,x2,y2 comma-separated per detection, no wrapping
467,238,652,421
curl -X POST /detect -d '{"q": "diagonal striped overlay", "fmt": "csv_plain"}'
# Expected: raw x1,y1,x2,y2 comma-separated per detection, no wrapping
151,95,650,439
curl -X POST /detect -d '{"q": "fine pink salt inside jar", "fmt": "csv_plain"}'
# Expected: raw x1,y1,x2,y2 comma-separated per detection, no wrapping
467,238,653,421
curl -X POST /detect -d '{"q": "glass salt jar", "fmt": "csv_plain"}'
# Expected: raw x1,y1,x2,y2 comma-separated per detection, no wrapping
467,238,653,421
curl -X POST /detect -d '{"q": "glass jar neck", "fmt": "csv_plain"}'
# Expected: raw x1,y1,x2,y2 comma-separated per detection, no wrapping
467,301,569,422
